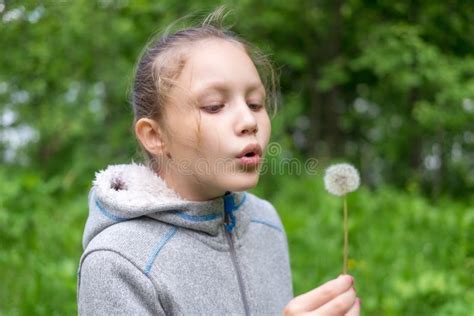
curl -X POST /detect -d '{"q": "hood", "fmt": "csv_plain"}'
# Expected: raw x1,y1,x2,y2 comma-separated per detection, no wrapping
82,162,247,249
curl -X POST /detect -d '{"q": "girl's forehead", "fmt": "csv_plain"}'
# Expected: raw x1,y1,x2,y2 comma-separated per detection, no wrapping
180,39,262,92
191,37,244,52
184,39,248,71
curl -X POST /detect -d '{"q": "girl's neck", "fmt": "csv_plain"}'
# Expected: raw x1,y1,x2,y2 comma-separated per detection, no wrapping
158,170,225,202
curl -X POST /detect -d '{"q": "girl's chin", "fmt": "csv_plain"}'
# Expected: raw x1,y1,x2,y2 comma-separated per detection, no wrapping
224,172,260,192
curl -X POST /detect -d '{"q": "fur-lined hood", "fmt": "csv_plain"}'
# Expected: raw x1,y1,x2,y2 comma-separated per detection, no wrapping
82,162,247,249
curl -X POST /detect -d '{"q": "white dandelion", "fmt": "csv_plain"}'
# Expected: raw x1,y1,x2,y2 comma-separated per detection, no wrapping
324,163,360,274
324,163,360,196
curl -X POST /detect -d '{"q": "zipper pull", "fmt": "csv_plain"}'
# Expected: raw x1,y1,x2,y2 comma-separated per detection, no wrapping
224,210,236,233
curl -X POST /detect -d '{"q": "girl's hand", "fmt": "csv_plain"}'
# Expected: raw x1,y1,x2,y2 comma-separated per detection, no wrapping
282,274,360,316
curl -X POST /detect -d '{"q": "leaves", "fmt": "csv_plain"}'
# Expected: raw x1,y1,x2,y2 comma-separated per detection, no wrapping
0,0,473,314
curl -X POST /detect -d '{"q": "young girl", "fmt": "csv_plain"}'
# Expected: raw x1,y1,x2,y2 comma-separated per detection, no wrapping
77,10,360,316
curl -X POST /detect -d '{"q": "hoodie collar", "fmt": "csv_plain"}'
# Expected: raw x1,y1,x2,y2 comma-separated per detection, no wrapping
83,163,249,249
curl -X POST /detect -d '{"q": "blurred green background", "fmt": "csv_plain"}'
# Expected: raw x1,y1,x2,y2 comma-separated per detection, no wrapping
1,0,473,315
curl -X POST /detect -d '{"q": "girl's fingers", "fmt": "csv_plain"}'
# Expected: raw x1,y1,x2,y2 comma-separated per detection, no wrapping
284,275,353,313
308,287,357,316
345,297,361,316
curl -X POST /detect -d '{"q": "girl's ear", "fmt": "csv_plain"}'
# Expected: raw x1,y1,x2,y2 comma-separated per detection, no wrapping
134,118,167,156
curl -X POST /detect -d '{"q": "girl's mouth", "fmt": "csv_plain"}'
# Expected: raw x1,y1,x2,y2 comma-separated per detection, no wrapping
237,152,261,167
236,143,263,167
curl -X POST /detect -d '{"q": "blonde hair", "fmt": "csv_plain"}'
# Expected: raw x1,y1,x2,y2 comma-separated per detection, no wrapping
131,7,279,168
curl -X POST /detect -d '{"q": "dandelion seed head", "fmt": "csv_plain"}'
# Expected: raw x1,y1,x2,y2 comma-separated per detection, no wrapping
324,163,360,196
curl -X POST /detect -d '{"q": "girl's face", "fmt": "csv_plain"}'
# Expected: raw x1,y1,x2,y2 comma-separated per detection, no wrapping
161,38,271,201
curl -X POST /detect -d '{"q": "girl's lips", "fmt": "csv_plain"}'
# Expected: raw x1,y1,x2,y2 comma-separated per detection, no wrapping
237,154,261,167
237,143,263,158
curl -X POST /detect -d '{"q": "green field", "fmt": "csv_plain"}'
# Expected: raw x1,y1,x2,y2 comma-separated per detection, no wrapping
1,167,473,315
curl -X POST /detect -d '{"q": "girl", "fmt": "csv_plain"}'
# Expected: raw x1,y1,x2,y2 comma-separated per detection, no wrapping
77,9,360,316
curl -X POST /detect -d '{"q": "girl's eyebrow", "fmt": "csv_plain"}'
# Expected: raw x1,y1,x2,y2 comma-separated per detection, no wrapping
195,81,266,98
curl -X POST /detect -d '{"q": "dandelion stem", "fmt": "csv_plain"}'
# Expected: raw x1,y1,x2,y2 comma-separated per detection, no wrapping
343,195,348,274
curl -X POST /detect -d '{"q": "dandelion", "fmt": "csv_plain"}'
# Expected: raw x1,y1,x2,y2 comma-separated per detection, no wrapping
324,163,360,196
324,163,360,274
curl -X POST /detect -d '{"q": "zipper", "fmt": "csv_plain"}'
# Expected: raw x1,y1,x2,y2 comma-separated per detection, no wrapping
224,196,251,316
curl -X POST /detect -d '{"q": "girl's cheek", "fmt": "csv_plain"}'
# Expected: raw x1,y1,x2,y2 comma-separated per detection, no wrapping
260,115,272,142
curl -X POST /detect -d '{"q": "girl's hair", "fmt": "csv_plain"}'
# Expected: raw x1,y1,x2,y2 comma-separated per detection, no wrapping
131,7,279,170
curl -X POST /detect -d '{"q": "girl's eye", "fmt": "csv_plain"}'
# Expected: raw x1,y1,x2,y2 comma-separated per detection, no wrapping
248,103,264,111
201,104,224,113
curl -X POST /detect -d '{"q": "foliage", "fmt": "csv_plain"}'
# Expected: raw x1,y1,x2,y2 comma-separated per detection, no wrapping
235,0,474,197
254,172,474,315
1,0,473,195
1,166,473,314
1,0,473,314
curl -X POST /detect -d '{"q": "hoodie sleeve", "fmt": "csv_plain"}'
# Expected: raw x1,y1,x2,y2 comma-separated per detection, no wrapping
78,250,165,315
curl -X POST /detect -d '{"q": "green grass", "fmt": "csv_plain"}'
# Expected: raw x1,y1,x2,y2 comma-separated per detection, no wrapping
1,167,473,315
254,174,474,315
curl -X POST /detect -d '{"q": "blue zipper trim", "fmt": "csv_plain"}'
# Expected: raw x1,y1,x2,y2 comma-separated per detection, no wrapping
224,193,235,212
168,193,248,224
144,227,177,276
223,193,237,232
222,192,248,232
173,211,222,222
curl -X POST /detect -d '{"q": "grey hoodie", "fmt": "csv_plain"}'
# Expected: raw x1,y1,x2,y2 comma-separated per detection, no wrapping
77,163,293,315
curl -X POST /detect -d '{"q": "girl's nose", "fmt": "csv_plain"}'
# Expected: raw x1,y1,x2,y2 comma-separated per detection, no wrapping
236,105,258,136
240,123,258,135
